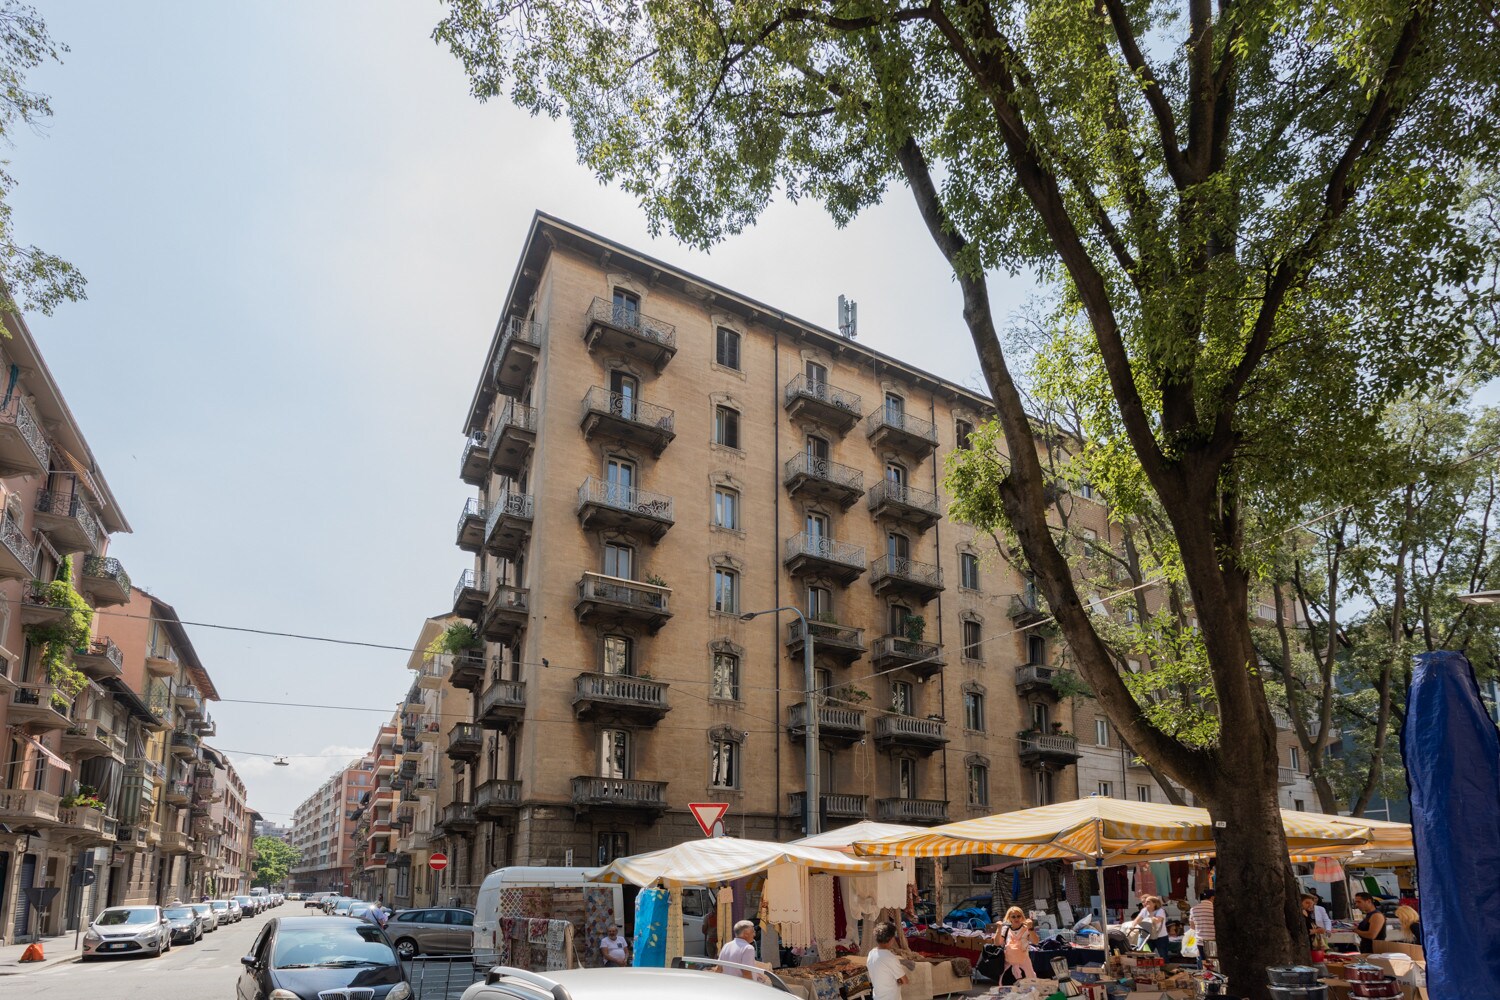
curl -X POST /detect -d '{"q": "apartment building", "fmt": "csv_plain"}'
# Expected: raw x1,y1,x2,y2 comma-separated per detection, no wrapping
214,762,254,895
289,756,374,894
433,213,1089,888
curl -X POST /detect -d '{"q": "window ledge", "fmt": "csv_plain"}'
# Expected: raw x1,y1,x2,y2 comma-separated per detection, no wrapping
710,442,747,458
710,524,746,539
710,362,747,381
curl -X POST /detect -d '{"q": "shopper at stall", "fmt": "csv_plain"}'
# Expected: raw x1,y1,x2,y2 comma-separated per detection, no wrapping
1353,893,1387,953
717,919,758,978
1394,905,1423,948
1126,895,1168,952
1301,894,1332,937
995,906,1039,984
600,923,630,967
867,921,909,1000
1187,890,1216,947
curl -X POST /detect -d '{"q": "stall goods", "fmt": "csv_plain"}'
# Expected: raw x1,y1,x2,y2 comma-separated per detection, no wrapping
1266,967,1322,987
1266,986,1328,1000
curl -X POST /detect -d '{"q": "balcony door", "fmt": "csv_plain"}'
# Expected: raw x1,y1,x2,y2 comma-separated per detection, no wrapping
884,393,905,423
602,635,633,676
806,434,829,468
609,370,638,421
885,463,906,487
887,532,910,563
897,757,917,800
612,288,640,327
806,586,831,621
805,360,828,391
599,729,630,780
891,680,913,717
603,542,633,581
605,459,635,508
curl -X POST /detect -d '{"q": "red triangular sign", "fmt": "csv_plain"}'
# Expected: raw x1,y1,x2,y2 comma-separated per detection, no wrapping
689,802,729,837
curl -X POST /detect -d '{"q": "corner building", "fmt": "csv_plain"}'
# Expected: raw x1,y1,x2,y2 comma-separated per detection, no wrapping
439,213,1086,881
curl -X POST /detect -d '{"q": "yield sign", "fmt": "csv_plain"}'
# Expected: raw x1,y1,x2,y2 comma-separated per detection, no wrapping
689,802,729,837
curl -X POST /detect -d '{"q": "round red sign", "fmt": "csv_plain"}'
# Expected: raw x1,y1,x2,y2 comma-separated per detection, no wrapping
428,853,449,871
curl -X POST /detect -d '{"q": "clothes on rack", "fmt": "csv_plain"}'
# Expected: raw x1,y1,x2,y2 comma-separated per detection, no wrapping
768,862,812,948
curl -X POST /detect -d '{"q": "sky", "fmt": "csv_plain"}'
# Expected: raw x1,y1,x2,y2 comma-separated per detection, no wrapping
8,2,1034,825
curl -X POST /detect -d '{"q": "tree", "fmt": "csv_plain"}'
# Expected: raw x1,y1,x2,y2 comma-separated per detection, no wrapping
434,0,1500,992
251,835,300,890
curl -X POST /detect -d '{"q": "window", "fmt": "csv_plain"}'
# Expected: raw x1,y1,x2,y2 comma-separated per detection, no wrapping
1289,747,1301,771
1095,719,1110,747
805,359,828,386
897,758,917,799
714,568,739,614
711,650,740,701
603,542,633,580
1031,702,1050,730
716,327,741,370
888,603,911,635
885,462,906,486
1293,799,1305,812
806,511,829,539
602,635,632,676
1097,781,1113,798
806,434,829,464
713,487,740,530
609,370,638,420
1136,785,1152,803
605,457,635,504
967,763,989,807
887,532,910,560
598,730,630,779
962,620,982,661
960,552,980,591
807,586,832,620
1027,634,1046,665
612,288,640,324
963,691,985,732
1258,603,1277,620
598,832,629,865
1034,770,1054,806
955,419,974,450
714,405,741,449
1081,527,1097,553
891,680,913,716
884,392,905,422
710,736,740,789
1077,481,1094,500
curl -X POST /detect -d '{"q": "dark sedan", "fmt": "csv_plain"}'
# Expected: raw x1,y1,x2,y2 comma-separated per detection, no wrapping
237,916,411,1000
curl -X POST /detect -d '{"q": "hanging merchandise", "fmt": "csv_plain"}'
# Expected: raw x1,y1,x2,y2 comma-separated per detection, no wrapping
1135,861,1157,897
1149,863,1172,900
632,888,670,967
1312,857,1345,884
767,862,811,948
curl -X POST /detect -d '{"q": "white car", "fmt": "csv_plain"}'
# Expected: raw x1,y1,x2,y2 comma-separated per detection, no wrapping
82,906,173,959
461,963,789,999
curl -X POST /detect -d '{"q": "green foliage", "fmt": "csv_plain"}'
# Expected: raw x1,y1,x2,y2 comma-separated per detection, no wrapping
61,784,105,811
24,561,93,701
902,614,925,641
425,621,482,658
251,835,301,889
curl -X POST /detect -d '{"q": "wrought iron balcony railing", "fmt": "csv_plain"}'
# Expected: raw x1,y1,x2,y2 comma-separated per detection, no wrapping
867,479,940,516
577,477,675,522
82,555,132,599
581,387,676,433
587,297,677,348
785,531,866,570
784,373,862,415
0,392,48,468
34,488,101,550
784,453,864,492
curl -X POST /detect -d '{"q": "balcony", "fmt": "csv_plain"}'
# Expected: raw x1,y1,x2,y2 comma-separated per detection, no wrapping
174,684,205,720
787,702,866,746
1014,663,1060,699
414,656,445,691
170,729,201,758
487,399,538,478
33,488,100,554
784,374,863,434
783,453,864,510
160,829,191,855
786,618,866,665
0,392,48,477
452,570,487,621
0,788,60,827
480,584,530,644
60,721,113,760
73,636,124,681
874,715,949,755
477,678,527,730
572,672,670,725
1279,766,1301,787
876,798,949,825
788,792,868,823
0,510,35,581
145,648,178,678
449,649,486,691
1008,591,1050,627
580,387,676,457
784,532,866,584
144,681,173,730
164,779,192,806
436,801,476,833
574,573,672,634
1018,733,1082,770
414,773,440,797
492,316,543,397
867,480,941,532
56,806,115,843
115,826,148,853
459,431,490,487
446,722,483,761
484,491,534,559
871,635,945,678
576,477,675,541
865,406,939,459
455,499,489,553
571,776,668,817
80,556,131,606
583,296,677,373
9,683,72,731
474,778,521,819
20,581,72,626
869,554,944,604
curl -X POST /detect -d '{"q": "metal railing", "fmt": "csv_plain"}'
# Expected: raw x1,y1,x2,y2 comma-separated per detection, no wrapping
784,452,864,492
491,317,543,379
82,555,132,597
0,392,48,468
452,569,486,607
582,386,675,432
12,680,68,712
77,636,125,671
786,531,865,569
34,488,101,549
571,775,667,807
405,956,487,1000
587,296,677,348
874,634,942,663
868,479,940,515
785,373,862,415
875,715,947,742
485,490,534,532
866,405,939,445
788,702,865,734
577,572,671,611
0,510,34,568
459,430,487,469
788,618,865,648
574,671,668,708
456,497,488,533
870,553,943,588
577,477,675,521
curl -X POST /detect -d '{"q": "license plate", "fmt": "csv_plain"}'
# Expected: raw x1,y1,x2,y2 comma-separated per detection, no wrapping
103,943,127,951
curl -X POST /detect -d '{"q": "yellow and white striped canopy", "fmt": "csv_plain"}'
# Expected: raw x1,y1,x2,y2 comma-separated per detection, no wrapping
588,836,897,888
791,821,929,853
851,797,1372,864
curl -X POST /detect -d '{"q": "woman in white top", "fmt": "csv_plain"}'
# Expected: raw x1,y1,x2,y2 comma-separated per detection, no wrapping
1126,895,1168,952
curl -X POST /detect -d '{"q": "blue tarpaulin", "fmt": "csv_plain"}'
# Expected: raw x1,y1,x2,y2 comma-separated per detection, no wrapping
1401,650,1500,999
632,887,669,967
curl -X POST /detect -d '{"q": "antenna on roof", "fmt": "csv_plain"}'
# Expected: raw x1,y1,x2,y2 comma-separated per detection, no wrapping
837,295,858,339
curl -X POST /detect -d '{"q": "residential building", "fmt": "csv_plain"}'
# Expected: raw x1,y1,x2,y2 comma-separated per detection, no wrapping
255,819,291,841
289,756,374,894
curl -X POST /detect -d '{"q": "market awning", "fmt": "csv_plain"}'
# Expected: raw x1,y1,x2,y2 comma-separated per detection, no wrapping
588,836,896,888
26,734,71,772
791,821,928,853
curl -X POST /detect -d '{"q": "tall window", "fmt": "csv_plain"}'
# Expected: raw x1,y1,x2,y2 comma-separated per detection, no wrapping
960,553,980,590
713,487,740,530
1095,719,1110,747
612,288,640,324
897,758,917,799
714,405,741,449
1136,785,1152,803
709,737,740,789
963,690,985,732
885,462,906,487
805,359,828,388
605,457,635,506
806,512,829,539
962,620,982,660
884,392,905,422
806,434,830,465
1289,747,1301,771
711,650,740,701
1097,781,1113,798
1028,634,1047,665
967,763,989,807
807,586,832,620
887,532,910,561
891,680,913,717
888,603,912,635
609,370,638,420
1035,770,1055,806
955,419,974,450
716,327,741,370
598,730,630,779
1031,702,1050,730
602,635,632,675
714,568,739,614
598,832,629,864
603,542,633,579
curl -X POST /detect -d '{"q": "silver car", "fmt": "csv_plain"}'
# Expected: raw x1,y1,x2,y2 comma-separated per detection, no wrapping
461,964,787,999
82,906,173,960
189,902,219,931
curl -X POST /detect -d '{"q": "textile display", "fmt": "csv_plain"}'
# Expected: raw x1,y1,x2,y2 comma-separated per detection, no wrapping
809,875,837,953
1401,649,1500,999
500,888,526,919
716,885,734,959
1103,867,1129,915
1134,862,1157,897
581,886,615,968
495,917,573,972
1063,867,1080,907
1167,861,1189,900
873,867,907,909
768,862,812,948
1312,857,1344,883
831,876,847,941
632,888,669,967
1148,863,1172,900
1033,864,1052,901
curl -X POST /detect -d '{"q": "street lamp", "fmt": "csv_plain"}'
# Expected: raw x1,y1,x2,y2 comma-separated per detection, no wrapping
740,605,820,835
1457,591,1500,605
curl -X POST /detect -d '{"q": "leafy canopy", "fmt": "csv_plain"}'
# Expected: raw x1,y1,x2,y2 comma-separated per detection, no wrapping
251,835,301,889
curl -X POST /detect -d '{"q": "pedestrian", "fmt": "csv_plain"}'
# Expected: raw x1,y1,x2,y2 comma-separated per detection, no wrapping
1394,905,1422,949
867,921,909,1000
1126,895,1168,951
1188,890,1216,947
600,922,630,966
1353,893,1387,954
716,919,758,978
994,906,1038,984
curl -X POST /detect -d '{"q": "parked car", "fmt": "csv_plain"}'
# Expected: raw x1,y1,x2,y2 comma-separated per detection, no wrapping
236,916,411,1000
212,899,240,923
331,898,361,917
349,902,376,922
287,892,304,901
82,906,173,960
235,894,260,916
189,902,219,932
162,904,204,945
321,895,346,914
460,965,786,1000
387,907,475,961
304,892,332,909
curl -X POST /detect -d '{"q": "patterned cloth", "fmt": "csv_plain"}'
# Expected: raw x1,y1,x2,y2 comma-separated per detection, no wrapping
1135,862,1157,897
633,888,669,967
582,887,615,969
809,875,837,953
1064,867,1081,907
528,917,549,944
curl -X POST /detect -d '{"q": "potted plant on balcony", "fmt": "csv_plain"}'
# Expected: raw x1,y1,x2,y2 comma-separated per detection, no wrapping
23,558,93,711
902,614,926,642
428,622,482,657
62,785,107,812
826,685,869,706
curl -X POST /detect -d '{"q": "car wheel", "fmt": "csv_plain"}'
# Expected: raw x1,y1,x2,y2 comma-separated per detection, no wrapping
394,938,418,961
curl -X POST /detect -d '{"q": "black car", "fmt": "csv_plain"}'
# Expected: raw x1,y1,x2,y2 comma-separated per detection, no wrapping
237,916,411,1000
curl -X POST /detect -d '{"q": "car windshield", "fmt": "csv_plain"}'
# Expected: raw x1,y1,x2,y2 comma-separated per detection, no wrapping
272,923,398,969
97,908,156,926
163,907,194,919
191,905,211,913
211,902,228,910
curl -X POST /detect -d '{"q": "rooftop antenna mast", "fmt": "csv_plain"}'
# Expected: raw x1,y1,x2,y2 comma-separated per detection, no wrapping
837,295,858,339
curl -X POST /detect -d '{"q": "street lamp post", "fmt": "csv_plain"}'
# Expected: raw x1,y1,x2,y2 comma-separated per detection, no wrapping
741,605,819,835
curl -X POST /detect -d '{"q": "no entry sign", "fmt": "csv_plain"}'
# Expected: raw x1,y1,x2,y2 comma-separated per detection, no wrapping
428,853,449,871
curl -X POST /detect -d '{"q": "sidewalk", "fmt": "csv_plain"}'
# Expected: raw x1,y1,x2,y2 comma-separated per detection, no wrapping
0,932,84,974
